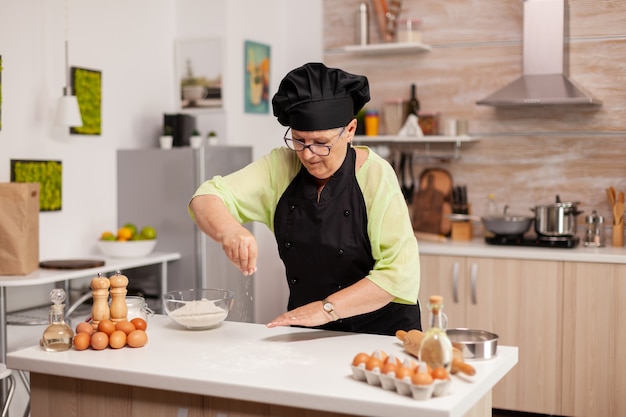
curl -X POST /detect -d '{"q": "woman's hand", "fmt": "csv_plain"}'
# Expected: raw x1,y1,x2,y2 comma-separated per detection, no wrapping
220,226,258,276
190,195,257,276
266,301,330,328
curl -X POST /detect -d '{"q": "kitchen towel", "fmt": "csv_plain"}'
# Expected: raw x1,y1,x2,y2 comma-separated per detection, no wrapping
0,182,40,275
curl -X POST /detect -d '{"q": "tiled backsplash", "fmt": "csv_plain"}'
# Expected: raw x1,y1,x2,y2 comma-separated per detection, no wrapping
323,0,626,224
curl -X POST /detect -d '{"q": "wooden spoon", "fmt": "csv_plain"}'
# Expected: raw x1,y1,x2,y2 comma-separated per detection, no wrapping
607,187,616,207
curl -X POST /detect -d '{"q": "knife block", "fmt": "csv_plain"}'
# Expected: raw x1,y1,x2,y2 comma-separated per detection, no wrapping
451,221,473,241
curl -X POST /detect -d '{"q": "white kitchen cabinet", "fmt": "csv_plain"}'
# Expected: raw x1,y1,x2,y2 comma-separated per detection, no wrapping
561,262,626,417
419,255,564,415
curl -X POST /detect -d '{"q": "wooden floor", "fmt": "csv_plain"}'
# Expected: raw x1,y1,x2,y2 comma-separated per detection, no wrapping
493,410,557,417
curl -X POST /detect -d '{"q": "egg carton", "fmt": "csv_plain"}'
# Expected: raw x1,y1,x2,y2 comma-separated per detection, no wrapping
350,364,451,401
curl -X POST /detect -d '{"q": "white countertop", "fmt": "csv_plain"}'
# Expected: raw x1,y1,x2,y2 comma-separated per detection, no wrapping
417,237,626,264
7,315,517,417
0,252,181,287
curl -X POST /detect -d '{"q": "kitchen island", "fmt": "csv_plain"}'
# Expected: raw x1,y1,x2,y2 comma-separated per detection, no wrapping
7,315,517,417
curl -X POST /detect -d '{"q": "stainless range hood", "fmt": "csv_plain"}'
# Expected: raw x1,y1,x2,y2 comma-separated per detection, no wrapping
476,0,602,107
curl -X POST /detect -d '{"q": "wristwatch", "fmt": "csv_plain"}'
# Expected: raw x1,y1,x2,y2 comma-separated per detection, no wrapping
322,298,339,321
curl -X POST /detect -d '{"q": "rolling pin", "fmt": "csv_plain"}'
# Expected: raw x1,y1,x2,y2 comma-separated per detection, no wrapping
396,329,476,376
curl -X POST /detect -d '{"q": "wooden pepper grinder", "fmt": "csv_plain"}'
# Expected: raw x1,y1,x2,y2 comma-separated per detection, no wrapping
90,273,110,330
109,271,129,323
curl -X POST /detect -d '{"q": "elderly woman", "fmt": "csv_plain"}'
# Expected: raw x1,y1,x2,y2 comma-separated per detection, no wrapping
189,63,421,335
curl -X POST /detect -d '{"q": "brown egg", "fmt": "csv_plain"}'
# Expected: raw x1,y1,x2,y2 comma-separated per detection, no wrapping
130,317,147,331
98,319,116,336
351,352,370,367
75,321,94,336
412,370,434,386
115,320,136,335
109,330,127,349
73,332,91,351
126,330,148,348
91,331,109,350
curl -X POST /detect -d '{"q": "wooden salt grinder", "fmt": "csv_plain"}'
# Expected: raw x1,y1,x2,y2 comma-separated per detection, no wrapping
109,271,129,323
91,273,111,330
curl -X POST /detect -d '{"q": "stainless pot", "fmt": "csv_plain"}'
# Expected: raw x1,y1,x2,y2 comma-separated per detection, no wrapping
532,195,583,237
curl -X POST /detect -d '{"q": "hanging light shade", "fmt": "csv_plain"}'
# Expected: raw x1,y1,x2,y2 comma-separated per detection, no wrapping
55,94,82,127
56,2,82,128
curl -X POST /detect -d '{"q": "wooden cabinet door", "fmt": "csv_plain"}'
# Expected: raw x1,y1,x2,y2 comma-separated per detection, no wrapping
419,255,564,415
418,254,468,329
561,262,626,417
465,257,564,415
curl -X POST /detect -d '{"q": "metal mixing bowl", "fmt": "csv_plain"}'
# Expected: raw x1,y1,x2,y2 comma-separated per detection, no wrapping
446,328,498,360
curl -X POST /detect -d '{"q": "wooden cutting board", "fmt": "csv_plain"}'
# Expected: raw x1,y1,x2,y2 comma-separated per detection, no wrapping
412,168,453,235
39,259,105,270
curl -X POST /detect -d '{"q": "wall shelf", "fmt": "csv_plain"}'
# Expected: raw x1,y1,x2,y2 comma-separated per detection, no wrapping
354,134,478,144
327,42,432,55
354,135,479,161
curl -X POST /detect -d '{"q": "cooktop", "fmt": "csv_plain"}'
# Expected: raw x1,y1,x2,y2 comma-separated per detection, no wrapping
485,234,580,249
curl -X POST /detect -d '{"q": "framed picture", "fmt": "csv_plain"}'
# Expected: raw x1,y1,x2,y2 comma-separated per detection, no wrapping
244,40,270,114
176,38,222,110
10,159,63,211
71,67,102,135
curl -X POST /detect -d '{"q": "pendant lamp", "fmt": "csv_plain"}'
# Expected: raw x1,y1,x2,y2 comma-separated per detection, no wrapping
55,0,82,127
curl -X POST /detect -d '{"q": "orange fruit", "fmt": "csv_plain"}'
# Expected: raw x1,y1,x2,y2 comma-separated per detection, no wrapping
100,231,114,240
117,227,133,241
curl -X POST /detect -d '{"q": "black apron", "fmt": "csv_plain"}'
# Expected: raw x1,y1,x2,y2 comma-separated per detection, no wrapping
274,145,421,335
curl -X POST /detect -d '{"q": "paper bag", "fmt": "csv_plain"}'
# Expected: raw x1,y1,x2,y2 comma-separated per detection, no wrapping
0,182,40,275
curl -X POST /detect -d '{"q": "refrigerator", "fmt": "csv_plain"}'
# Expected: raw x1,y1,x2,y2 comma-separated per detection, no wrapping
117,146,254,322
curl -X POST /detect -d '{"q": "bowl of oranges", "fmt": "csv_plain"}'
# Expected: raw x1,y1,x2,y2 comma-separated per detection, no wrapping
97,223,157,258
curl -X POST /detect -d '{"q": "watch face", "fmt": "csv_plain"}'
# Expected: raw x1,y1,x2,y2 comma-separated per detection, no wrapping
323,302,333,312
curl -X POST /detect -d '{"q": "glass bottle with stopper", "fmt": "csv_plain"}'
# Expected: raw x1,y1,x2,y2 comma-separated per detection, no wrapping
419,295,453,371
41,288,74,352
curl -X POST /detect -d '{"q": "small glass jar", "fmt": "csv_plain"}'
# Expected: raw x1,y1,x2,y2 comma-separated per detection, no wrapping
364,109,380,136
126,296,155,321
396,19,422,43
583,210,605,247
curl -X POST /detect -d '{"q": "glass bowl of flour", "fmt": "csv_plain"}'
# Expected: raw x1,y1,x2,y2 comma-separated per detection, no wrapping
163,289,235,330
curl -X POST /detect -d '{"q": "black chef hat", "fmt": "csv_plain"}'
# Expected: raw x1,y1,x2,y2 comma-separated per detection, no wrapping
272,63,370,131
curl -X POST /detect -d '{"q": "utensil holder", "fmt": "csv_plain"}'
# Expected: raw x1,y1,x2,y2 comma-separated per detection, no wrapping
451,221,472,241
612,223,624,247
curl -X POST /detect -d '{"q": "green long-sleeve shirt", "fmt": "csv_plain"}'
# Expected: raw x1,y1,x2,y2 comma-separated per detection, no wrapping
191,146,420,305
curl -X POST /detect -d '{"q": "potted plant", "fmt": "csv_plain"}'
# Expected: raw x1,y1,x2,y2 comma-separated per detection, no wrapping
159,126,173,149
207,130,218,146
190,129,203,148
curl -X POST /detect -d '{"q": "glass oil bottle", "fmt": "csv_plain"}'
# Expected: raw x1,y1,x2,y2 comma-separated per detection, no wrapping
41,288,74,352
419,295,453,371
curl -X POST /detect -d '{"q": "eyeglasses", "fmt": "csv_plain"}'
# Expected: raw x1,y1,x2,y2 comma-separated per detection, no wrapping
283,126,346,156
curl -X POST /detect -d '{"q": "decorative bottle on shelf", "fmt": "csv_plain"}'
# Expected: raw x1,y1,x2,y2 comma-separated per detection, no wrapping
407,84,420,116
419,295,453,371
41,289,74,352
486,193,499,216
